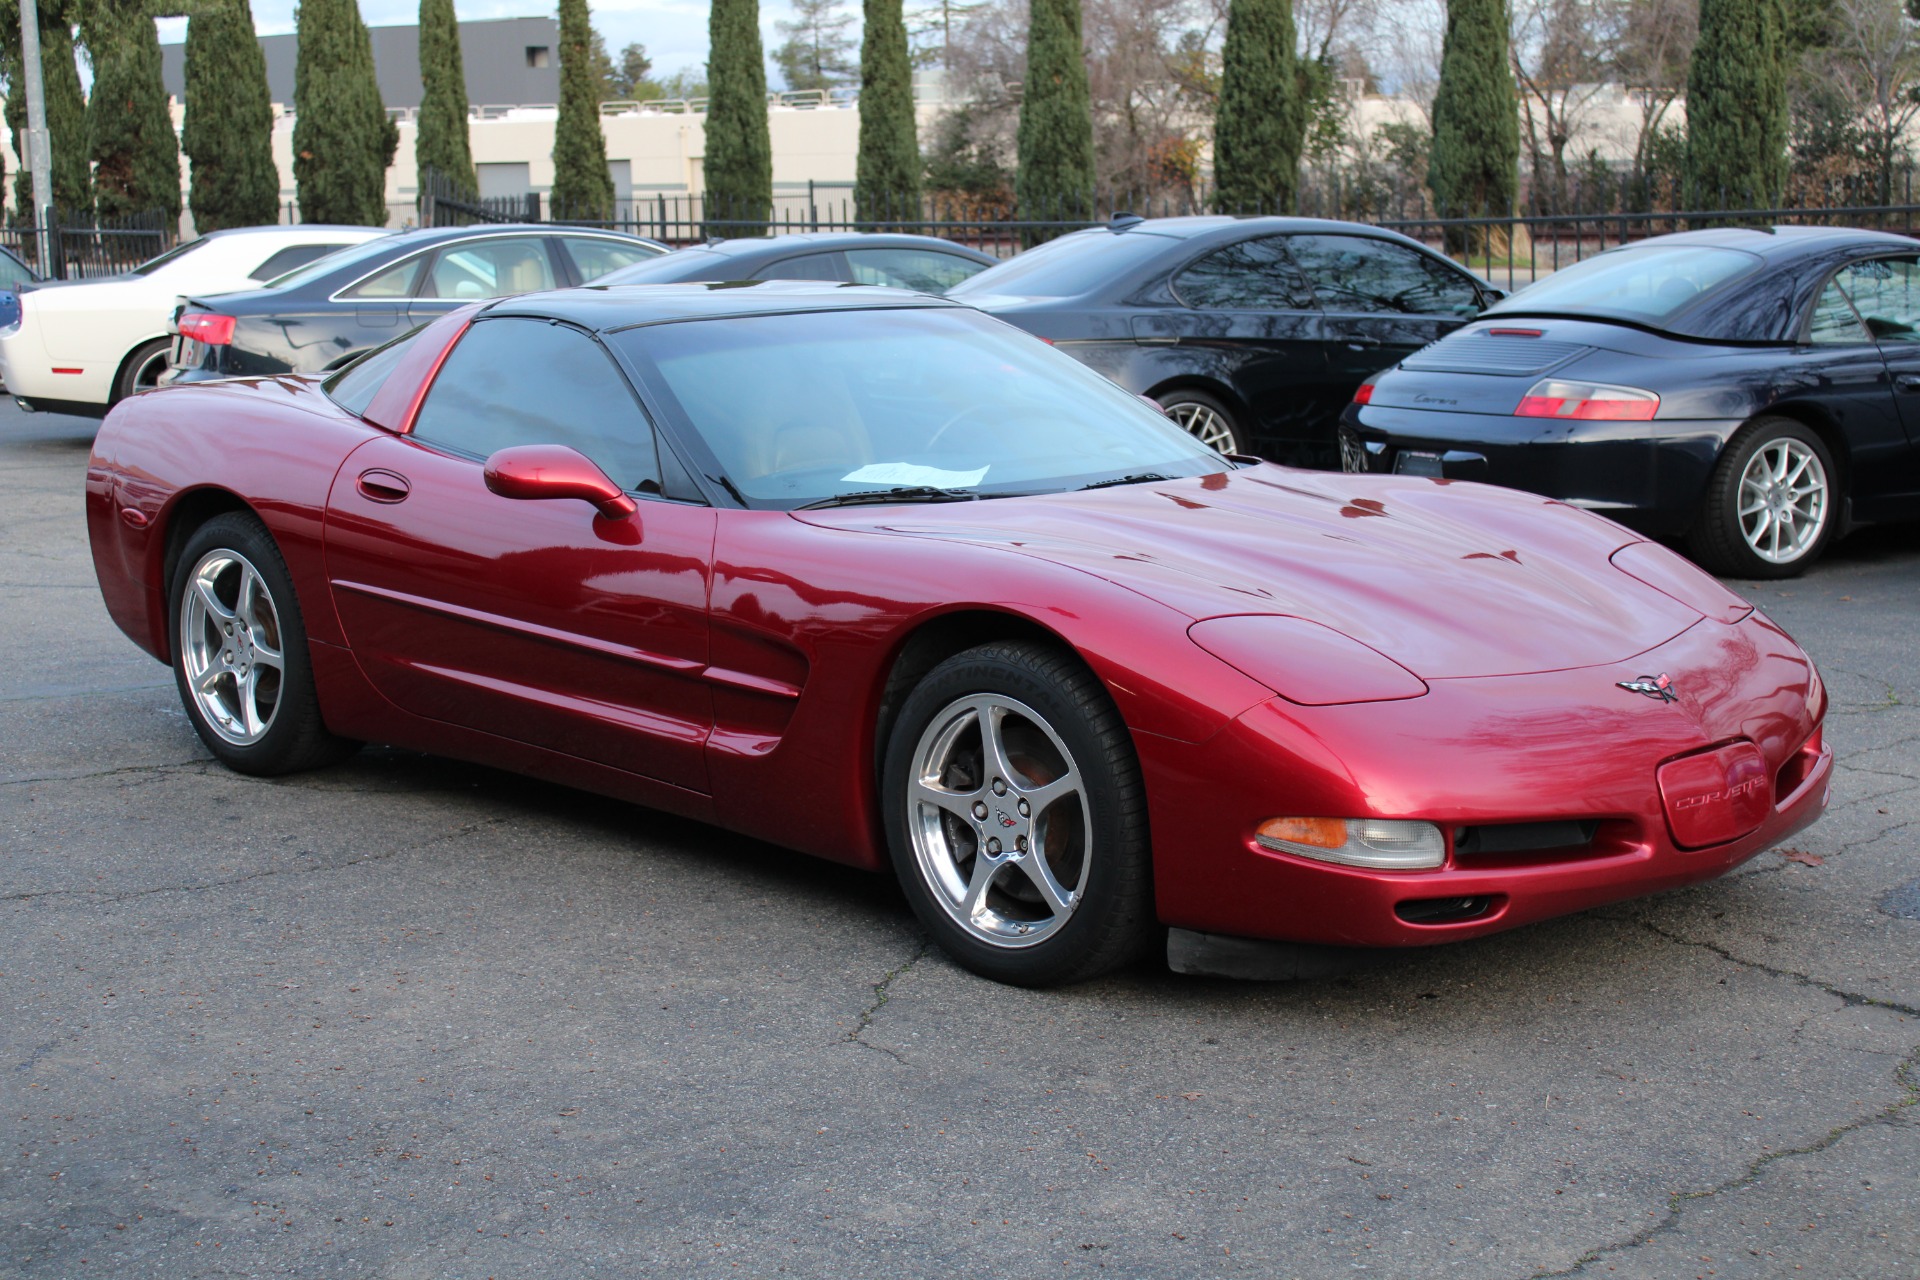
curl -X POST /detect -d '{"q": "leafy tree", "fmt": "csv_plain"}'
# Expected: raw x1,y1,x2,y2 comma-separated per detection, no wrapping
1213,0,1304,212
416,0,476,195
293,0,399,225
84,0,182,221
586,33,656,99
704,0,772,232
1429,0,1518,229
857,0,920,221
1686,0,1790,209
1,0,92,217
182,0,280,231
1015,0,1095,232
772,0,857,92
551,0,614,218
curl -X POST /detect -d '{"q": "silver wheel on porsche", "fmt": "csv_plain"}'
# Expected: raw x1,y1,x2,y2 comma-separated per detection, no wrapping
907,692,1091,949
1737,436,1829,565
178,548,286,746
1165,400,1239,453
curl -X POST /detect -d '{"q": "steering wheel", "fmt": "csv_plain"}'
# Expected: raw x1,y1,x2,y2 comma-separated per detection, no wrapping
923,401,1000,452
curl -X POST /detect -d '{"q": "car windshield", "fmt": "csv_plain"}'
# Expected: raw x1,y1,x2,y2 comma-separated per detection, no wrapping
596,248,726,285
1491,244,1761,325
261,235,402,290
946,230,1174,298
620,306,1230,507
132,237,210,276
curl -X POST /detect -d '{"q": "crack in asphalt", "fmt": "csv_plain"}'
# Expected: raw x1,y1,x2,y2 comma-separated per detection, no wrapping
0,758,211,788
845,940,931,1064
2,817,506,903
1530,1042,1920,1278
1624,917,1920,1018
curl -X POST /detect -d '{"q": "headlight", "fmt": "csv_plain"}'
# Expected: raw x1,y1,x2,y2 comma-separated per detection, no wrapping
1188,615,1427,706
1255,817,1446,870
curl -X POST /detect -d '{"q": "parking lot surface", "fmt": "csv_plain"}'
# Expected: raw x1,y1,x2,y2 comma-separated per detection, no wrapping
4,401,1916,1278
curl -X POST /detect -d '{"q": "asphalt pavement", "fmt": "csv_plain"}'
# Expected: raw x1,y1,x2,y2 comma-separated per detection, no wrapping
4,400,1916,1279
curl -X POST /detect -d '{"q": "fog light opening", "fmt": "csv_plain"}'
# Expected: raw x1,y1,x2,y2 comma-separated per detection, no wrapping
1394,896,1495,925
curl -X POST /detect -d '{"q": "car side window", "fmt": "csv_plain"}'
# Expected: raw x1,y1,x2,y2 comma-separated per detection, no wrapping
343,256,424,299
563,237,659,283
751,252,847,283
1807,279,1870,345
1831,256,1920,342
846,247,987,292
1285,234,1483,316
324,327,425,417
250,243,350,282
422,237,558,300
1172,236,1314,310
411,317,661,493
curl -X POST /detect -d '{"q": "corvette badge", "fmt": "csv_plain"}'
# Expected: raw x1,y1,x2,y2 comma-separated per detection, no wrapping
1618,673,1679,703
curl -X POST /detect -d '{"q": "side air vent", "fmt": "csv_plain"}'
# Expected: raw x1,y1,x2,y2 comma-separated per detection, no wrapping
1454,820,1599,856
1403,336,1591,376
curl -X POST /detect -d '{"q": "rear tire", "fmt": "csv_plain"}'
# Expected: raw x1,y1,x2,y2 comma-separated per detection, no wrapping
1687,417,1838,579
882,641,1154,986
169,512,359,775
113,338,171,405
1156,389,1241,454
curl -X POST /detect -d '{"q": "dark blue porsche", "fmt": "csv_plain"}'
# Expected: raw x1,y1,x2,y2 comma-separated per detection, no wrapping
1341,226,1920,577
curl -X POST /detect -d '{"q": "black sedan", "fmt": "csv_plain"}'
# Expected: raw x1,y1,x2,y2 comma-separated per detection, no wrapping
945,215,1501,464
594,232,997,292
1340,226,1920,577
163,224,666,383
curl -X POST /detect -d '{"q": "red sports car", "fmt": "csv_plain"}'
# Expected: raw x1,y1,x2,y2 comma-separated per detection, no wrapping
86,283,1832,986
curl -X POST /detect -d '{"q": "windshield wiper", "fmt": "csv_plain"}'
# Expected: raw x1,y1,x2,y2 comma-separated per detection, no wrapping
797,485,981,510
1078,472,1171,490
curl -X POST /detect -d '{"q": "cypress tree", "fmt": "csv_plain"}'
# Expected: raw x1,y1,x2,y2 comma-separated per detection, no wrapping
183,0,281,231
85,1,182,222
704,0,771,234
1685,0,1789,210
855,0,919,224
1429,0,1518,245
1213,0,1304,213
293,0,399,226
2,0,92,217
1014,0,1094,236
551,0,613,219
416,0,476,199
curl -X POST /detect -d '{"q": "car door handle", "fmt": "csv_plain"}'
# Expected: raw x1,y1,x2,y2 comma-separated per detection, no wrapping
1345,337,1382,351
1896,373,1920,393
356,469,410,503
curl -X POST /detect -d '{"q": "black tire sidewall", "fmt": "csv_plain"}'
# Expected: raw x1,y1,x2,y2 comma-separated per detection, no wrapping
169,513,335,775
115,338,171,405
881,643,1152,986
1696,419,1838,579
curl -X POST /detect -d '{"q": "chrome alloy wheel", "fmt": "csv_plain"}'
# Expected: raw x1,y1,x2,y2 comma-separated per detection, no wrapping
1738,437,1829,564
178,548,286,746
1166,401,1238,453
907,693,1091,949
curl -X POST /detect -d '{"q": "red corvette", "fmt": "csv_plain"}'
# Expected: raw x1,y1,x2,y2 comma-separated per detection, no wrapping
86,283,1831,985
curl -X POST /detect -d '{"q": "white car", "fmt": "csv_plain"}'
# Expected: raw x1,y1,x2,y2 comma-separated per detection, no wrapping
0,224,388,417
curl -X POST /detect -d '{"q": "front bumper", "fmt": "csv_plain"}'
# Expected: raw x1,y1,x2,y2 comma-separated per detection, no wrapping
1141,611,1829,949
1341,404,1743,537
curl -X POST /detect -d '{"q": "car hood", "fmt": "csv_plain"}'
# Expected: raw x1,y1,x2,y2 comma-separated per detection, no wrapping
796,465,1706,680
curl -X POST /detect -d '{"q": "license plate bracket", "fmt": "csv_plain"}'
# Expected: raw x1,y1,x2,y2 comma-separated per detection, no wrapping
1658,741,1770,849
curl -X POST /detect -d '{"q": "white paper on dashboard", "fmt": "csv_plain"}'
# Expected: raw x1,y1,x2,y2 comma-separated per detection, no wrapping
840,462,990,487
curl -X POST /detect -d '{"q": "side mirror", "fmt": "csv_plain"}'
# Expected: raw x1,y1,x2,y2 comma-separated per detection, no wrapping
483,444,638,520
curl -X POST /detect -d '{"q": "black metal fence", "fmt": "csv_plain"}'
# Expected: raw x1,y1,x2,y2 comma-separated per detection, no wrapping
1,210,174,280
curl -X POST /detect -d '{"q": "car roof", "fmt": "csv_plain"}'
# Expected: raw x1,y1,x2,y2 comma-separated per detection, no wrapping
356,223,659,248
202,224,389,238
1059,214,1426,244
1613,225,1920,257
697,232,995,258
479,280,958,330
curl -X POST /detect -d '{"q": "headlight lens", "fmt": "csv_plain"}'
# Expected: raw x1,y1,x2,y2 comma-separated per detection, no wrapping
1255,817,1447,870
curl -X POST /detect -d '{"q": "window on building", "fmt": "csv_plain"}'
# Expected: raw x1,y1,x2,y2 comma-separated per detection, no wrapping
526,45,550,68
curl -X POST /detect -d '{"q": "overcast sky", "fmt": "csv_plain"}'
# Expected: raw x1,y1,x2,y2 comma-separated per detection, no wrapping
154,0,812,84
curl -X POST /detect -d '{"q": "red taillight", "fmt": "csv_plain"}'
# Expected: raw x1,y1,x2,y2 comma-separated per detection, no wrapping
1515,378,1658,421
178,312,236,346
1352,381,1375,405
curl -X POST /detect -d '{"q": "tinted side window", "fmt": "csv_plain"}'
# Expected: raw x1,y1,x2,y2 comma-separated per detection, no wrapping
846,247,987,292
1173,236,1313,310
250,243,348,282
752,252,847,282
411,318,660,492
1808,280,1870,345
324,327,424,417
344,256,423,299
563,237,659,282
422,237,557,300
1833,257,1920,342
1286,235,1482,316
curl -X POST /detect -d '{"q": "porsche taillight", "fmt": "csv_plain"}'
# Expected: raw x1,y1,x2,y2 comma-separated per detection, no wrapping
1352,380,1375,405
178,312,236,346
1515,378,1658,421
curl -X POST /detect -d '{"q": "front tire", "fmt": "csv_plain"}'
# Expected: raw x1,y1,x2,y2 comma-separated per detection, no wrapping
882,641,1154,986
1156,389,1241,454
1687,417,1838,579
170,512,358,775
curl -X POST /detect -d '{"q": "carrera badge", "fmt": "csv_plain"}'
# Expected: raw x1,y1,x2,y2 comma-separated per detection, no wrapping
1618,673,1679,703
